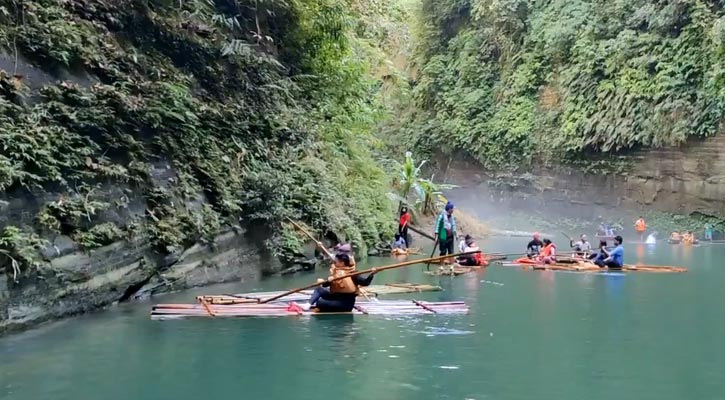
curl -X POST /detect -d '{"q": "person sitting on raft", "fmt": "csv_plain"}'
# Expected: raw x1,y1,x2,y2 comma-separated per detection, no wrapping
571,234,591,257
526,233,544,259
392,233,407,250
457,235,487,266
595,235,624,269
537,239,557,264
682,231,695,245
299,253,377,312
589,240,608,262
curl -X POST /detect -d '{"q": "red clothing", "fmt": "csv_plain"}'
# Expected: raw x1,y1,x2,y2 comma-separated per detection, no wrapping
399,212,411,226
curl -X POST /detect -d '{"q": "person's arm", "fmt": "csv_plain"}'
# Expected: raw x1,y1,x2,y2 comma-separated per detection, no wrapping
354,268,377,286
451,215,457,240
433,213,442,238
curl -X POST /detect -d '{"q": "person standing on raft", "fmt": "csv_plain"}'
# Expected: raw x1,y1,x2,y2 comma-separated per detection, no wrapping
526,233,544,259
434,202,457,261
299,253,377,312
399,206,412,246
635,216,646,241
595,235,624,269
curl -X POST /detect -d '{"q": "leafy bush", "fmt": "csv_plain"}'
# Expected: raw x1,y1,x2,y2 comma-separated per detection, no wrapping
407,0,725,169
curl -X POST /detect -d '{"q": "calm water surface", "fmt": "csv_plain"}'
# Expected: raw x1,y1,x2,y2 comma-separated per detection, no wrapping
1,235,724,400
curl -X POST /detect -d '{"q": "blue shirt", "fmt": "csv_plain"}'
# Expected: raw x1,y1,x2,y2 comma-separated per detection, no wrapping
610,245,624,266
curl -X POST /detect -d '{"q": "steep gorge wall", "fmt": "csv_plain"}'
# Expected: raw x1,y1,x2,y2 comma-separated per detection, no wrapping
0,227,279,334
445,135,725,218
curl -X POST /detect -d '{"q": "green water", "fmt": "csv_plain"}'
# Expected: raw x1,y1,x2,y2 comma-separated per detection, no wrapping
2,236,724,400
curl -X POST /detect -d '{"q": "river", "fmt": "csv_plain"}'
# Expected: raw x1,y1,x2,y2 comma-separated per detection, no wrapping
2,216,724,399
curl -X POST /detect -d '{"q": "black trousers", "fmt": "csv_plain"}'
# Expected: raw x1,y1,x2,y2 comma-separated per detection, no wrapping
398,224,410,246
439,237,454,256
309,287,355,312
594,259,622,269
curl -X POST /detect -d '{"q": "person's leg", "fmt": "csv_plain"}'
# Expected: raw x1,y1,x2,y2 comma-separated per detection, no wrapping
308,287,330,305
439,238,447,256
446,238,454,255
316,297,354,313
458,257,476,266
606,260,622,269
594,258,606,268
402,226,410,246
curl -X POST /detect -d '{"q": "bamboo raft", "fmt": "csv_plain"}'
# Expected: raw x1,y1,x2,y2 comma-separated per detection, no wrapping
151,300,469,319
425,264,482,276
197,283,442,305
501,260,687,273
390,247,422,256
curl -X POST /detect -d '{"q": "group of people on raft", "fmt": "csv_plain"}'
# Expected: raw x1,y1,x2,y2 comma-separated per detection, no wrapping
300,201,487,313
525,232,625,269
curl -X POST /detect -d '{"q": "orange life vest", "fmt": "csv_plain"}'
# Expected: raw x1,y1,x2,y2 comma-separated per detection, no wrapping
635,219,646,232
539,243,556,258
329,263,358,294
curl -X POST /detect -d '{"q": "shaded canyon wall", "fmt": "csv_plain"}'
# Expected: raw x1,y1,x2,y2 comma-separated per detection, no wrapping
443,135,725,218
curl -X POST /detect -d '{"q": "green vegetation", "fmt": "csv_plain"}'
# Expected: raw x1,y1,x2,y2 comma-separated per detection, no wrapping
389,151,455,216
0,0,413,276
406,0,725,169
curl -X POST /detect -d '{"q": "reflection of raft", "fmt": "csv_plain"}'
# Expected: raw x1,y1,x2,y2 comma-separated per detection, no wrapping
198,283,442,305
502,260,687,273
151,300,469,319
425,263,482,276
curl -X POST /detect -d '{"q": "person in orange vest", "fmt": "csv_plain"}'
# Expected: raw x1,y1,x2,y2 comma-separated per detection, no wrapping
537,239,557,264
299,253,377,312
456,235,488,267
635,216,646,241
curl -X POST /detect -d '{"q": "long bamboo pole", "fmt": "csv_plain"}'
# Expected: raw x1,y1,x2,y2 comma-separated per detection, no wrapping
286,217,375,301
407,224,435,241
286,218,334,259
259,251,478,304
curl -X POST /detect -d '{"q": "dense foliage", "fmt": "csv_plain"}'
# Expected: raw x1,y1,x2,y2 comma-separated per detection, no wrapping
0,0,404,276
407,0,725,168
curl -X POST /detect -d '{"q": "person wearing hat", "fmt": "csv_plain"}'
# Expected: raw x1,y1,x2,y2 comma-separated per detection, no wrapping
571,234,592,257
434,202,457,260
526,233,544,259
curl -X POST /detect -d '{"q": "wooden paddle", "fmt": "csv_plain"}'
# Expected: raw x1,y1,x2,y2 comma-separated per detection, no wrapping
259,251,478,304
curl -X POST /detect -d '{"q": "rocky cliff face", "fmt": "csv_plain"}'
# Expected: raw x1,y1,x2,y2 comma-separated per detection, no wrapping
444,135,725,218
0,227,279,335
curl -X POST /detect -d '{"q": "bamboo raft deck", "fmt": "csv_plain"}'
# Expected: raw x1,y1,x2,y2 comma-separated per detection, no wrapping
151,300,469,319
425,264,483,276
197,283,442,305
501,260,687,273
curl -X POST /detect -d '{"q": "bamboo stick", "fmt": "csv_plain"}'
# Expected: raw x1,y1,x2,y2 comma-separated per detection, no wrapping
258,251,479,304
407,224,435,241
286,218,334,259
